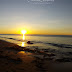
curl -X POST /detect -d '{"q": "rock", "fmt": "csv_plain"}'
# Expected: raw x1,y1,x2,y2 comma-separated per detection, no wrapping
8,38,13,39
27,41,33,44
68,52,72,54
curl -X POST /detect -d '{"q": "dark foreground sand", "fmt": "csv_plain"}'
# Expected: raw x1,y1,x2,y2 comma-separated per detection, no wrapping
0,40,72,72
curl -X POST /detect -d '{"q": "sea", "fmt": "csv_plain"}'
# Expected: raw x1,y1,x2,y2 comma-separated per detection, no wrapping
0,34,72,60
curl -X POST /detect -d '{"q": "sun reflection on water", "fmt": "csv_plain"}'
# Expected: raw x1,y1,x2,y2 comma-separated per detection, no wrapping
23,34,25,40
22,42,25,47
18,51,33,56
21,30,26,40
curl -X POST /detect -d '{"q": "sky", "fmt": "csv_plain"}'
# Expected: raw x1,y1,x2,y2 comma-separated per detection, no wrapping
0,0,72,35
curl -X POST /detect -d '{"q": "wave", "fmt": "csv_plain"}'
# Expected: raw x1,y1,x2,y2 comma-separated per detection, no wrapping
45,43,72,48
33,41,72,49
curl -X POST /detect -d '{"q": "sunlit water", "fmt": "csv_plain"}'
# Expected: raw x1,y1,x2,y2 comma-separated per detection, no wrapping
0,34,72,59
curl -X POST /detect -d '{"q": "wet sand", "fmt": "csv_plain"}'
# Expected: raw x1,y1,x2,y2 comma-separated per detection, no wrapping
0,40,72,72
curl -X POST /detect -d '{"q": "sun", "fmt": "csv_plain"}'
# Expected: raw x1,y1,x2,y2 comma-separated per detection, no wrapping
21,30,26,34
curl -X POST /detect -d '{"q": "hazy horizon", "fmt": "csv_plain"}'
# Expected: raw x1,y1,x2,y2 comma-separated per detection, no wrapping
0,34,72,36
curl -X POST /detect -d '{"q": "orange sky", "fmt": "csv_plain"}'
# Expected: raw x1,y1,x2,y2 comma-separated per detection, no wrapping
0,27,72,35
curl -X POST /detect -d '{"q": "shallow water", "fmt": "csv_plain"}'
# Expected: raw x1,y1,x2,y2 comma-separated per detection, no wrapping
0,34,72,60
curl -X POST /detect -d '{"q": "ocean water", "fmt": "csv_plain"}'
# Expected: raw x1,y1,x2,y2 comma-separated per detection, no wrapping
0,34,72,59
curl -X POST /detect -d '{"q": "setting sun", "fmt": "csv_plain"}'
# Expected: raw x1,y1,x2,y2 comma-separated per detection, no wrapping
21,30,26,34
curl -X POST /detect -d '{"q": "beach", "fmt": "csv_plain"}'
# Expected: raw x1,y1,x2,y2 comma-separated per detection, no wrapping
0,39,72,72
0,40,53,72
0,0,72,71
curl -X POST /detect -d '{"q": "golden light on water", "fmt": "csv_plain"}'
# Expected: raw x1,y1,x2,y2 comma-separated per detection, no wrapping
22,42,25,47
21,30,26,40
23,34,25,40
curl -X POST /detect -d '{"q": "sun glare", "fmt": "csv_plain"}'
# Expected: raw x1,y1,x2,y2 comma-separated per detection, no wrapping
21,30,26,40
21,30,26,34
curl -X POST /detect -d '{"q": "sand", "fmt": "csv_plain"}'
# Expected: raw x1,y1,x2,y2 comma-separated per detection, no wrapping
0,40,72,72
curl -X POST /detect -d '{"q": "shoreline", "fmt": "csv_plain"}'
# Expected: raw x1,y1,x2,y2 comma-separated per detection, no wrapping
0,39,53,72
0,39,72,72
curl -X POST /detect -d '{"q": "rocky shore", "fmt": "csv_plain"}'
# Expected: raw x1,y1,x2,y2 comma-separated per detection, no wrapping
0,40,72,72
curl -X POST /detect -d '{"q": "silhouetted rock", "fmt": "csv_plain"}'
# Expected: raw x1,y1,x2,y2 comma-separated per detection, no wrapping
68,52,72,54
27,41,33,44
8,38,13,39
8,38,16,40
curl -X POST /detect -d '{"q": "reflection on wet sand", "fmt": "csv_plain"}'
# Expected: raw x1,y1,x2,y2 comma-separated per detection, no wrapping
18,51,33,56
17,51,35,63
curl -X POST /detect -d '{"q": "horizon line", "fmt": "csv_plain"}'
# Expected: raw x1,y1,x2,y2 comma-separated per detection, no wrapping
0,34,72,36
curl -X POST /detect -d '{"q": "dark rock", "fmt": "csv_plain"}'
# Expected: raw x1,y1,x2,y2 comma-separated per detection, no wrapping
8,38,16,40
27,41,33,44
68,52,72,55
65,46,72,48
8,38,13,39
